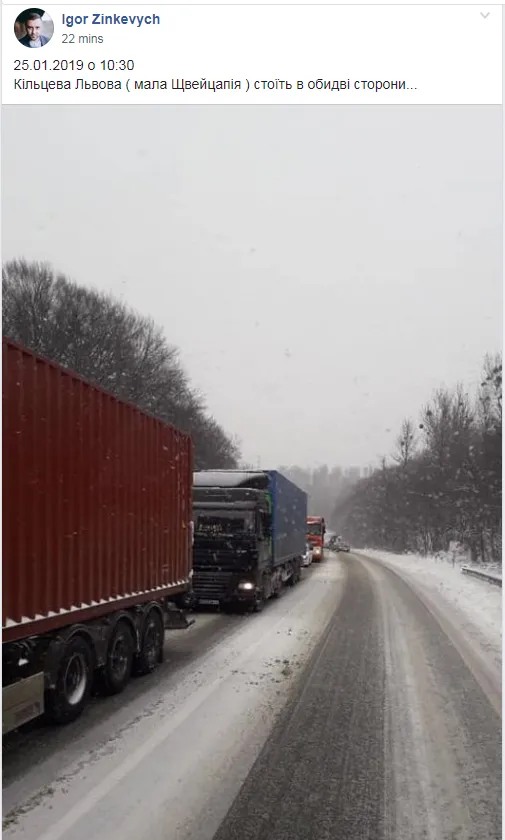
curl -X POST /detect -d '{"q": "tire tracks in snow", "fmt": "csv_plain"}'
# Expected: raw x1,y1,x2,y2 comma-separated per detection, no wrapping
213,555,501,840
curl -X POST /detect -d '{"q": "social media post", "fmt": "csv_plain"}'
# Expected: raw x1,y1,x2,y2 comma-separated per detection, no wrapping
1,1,503,838
2,99,502,836
1,5,502,104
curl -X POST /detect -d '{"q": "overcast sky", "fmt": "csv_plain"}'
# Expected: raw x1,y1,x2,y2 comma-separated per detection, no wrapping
2,105,502,468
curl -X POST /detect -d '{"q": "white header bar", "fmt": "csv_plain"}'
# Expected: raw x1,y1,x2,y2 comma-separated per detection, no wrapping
3,0,501,5
3,5,502,104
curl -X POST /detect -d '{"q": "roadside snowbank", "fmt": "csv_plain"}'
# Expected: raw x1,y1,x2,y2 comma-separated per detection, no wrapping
362,549,502,662
432,548,502,581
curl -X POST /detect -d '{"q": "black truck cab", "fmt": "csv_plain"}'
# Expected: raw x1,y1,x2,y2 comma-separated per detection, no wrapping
192,486,273,611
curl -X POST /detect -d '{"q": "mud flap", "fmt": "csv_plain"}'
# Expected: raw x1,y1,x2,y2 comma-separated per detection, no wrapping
165,607,195,630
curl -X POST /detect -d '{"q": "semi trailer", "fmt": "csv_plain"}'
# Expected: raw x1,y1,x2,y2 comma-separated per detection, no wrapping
3,339,194,734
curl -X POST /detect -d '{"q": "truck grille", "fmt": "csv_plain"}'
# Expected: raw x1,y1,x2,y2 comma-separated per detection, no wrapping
192,570,232,601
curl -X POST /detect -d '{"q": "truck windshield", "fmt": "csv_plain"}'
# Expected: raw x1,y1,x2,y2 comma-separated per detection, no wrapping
194,510,255,536
307,522,323,536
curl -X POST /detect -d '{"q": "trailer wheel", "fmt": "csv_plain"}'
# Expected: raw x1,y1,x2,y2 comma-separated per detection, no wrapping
45,636,93,725
102,621,134,695
136,611,164,676
287,565,296,586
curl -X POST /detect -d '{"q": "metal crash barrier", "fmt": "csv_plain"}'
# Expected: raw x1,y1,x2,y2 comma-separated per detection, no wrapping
461,566,502,588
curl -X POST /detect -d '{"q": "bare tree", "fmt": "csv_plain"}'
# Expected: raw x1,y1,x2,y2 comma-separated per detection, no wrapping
393,418,416,467
332,360,501,564
3,259,240,470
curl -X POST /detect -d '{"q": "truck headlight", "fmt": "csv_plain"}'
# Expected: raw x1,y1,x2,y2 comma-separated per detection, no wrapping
237,581,255,591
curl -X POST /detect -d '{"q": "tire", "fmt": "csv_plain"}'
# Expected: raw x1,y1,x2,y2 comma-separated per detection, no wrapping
288,562,300,586
102,621,134,695
135,610,164,676
252,586,265,612
45,635,93,725
271,574,282,598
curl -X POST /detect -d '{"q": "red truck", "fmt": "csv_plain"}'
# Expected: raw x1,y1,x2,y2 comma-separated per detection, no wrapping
3,339,194,734
306,515,326,562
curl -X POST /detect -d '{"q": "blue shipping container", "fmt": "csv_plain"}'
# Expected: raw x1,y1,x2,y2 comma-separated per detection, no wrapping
193,469,307,567
268,471,308,566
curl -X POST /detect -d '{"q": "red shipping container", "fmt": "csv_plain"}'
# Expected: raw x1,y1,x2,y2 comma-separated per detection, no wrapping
3,339,193,643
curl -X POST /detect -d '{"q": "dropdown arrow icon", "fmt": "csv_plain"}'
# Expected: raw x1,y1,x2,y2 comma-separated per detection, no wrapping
480,11,490,18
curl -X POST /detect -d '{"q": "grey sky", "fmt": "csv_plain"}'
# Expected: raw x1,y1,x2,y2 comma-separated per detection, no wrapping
2,105,502,468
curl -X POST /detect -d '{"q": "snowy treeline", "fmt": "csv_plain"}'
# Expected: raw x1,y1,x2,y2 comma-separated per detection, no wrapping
333,361,502,564
3,259,240,470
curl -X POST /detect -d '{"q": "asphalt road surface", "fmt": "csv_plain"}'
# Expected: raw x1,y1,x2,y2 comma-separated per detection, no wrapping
213,555,502,840
3,554,501,840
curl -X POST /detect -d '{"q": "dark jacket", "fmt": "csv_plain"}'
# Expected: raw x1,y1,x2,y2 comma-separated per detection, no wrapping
19,34,50,47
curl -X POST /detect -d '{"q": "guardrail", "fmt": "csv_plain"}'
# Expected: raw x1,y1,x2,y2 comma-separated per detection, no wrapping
461,566,502,588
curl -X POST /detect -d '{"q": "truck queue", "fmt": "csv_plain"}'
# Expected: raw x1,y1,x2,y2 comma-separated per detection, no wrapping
3,339,337,735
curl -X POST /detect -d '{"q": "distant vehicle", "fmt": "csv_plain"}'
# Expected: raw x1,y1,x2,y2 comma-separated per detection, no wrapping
307,515,326,562
302,543,314,567
328,535,351,553
192,470,307,612
324,530,335,548
3,339,194,735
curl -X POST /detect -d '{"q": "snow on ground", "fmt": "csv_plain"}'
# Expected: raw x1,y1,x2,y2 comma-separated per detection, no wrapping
3,561,347,840
433,547,502,580
362,549,502,664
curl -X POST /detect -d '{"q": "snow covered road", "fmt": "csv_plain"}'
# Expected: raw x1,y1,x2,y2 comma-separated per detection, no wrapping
3,553,501,840
212,554,501,840
2,560,347,840
362,549,502,675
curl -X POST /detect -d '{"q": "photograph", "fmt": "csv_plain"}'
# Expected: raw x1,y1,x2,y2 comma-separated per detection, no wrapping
14,8,54,48
2,103,502,840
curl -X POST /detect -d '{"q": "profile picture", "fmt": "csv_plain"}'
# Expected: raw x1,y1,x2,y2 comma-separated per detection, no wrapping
15,8,54,48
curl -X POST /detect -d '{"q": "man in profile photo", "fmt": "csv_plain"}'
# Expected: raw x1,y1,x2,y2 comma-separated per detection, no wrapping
18,12,50,47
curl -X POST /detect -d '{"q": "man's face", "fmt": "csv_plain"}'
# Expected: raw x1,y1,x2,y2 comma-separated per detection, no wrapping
26,19,42,40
